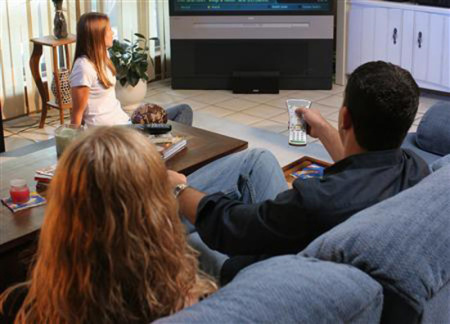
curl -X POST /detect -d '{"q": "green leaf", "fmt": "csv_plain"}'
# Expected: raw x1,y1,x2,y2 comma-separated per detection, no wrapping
134,33,146,39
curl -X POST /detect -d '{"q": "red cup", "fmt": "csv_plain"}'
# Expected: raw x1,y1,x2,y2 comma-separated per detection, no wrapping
10,179,30,204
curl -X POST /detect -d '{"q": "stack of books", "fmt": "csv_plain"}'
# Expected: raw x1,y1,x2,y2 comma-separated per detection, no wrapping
34,164,56,195
149,134,187,160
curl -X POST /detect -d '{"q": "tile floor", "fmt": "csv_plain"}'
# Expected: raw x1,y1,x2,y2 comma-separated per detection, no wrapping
3,78,449,153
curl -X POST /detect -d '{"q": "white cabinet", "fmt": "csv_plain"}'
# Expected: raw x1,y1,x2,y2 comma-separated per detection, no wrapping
347,0,450,93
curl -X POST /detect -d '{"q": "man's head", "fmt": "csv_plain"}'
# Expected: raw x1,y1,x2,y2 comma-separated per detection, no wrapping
339,61,419,153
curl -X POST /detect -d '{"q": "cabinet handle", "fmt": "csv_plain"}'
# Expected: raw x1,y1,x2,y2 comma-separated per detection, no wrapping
418,31,423,48
393,28,398,45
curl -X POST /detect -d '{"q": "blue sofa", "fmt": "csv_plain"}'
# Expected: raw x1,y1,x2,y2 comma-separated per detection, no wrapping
157,102,450,323
402,101,450,165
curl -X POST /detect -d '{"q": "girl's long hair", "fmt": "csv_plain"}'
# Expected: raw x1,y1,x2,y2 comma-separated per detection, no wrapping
0,127,216,323
74,12,115,88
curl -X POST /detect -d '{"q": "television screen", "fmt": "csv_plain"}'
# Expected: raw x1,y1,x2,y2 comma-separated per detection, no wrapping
170,0,333,15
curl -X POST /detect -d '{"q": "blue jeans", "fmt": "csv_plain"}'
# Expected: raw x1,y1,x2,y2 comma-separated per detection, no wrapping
166,104,193,126
187,148,288,280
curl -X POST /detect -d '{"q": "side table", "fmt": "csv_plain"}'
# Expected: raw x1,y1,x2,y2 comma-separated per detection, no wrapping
30,34,76,128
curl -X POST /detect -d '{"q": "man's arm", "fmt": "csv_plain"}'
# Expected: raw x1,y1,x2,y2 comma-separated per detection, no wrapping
297,107,345,162
167,170,204,224
167,170,310,256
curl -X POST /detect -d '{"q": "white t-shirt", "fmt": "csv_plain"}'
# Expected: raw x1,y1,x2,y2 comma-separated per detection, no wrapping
70,57,130,127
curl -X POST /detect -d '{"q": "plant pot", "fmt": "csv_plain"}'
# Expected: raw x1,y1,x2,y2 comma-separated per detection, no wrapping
115,79,147,109
51,68,71,105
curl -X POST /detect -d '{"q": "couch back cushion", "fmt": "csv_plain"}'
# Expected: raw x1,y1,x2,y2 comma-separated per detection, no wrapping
302,164,450,323
416,102,450,156
155,256,383,324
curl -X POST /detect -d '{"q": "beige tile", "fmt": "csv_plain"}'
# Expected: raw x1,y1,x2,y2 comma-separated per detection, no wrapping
5,135,35,151
278,90,302,96
310,103,340,117
224,113,264,126
171,98,210,111
144,87,167,98
327,120,339,130
316,94,344,108
238,93,282,104
265,96,294,109
144,92,184,106
318,83,346,95
325,111,340,122
164,89,205,98
252,120,287,133
271,112,289,125
147,79,171,91
243,104,286,118
19,129,55,141
215,98,260,111
190,91,234,105
286,90,332,102
200,106,234,118
408,124,419,133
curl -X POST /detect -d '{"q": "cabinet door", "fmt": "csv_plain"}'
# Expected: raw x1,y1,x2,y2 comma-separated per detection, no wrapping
360,8,377,65
401,10,415,72
412,12,429,81
442,18,450,89
426,14,446,85
347,5,363,74
387,9,402,66
373,8,389,62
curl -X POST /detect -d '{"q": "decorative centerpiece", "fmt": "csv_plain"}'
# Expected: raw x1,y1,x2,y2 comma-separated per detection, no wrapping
109,33,157,109
52,0,68,39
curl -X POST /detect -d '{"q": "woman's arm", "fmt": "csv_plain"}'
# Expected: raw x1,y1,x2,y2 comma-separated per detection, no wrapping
71,86,90,125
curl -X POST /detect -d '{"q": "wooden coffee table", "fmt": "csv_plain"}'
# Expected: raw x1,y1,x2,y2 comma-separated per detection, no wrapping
0,122,247,291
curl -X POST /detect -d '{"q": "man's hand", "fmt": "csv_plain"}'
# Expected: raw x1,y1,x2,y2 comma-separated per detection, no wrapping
296,107,330,138
296,107,345,162
167,170,187,189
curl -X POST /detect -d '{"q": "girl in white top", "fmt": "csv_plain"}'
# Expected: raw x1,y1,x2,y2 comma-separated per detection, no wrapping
70,12,192,127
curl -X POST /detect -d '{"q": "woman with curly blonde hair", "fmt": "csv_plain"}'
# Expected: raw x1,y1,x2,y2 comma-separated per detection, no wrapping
0,127,215,323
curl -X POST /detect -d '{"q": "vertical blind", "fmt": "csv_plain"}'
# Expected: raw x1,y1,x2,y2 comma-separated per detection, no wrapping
0,0,170,120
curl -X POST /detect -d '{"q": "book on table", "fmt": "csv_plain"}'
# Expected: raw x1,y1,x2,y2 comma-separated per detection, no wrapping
148,133,187,160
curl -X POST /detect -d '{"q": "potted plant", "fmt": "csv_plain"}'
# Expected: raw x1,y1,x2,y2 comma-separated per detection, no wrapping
109,33,157,108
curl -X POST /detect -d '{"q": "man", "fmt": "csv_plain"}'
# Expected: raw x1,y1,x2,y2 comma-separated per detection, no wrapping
168,61,430,284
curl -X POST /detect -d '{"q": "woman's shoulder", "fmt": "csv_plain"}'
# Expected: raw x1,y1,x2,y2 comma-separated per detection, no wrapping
73,56,96,73
71,56,98,84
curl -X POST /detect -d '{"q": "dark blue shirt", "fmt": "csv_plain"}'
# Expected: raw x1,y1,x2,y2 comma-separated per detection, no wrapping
195,149,430,282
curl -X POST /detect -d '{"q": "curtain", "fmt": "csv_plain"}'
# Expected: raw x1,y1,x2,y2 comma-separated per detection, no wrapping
0,0,170,120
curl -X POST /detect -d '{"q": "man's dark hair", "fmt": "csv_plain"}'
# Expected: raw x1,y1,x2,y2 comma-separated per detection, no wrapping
343,61,419,151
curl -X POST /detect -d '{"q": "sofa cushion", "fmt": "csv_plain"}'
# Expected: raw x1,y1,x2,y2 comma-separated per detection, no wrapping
402,133,441,165
416,101,450,156
155,256,383,324
302,164,450,322
431,154,450,172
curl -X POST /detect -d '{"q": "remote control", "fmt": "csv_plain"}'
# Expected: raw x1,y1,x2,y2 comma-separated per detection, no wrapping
129,123,172,135
286,99,311,146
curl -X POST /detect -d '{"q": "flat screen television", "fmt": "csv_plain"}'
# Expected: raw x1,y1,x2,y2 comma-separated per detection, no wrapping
169,0,334,16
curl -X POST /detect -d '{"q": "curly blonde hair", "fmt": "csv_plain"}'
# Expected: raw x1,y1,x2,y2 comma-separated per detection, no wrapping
1,127,216,323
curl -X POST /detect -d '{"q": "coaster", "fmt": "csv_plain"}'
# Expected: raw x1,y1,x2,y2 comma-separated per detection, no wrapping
1,192,46,213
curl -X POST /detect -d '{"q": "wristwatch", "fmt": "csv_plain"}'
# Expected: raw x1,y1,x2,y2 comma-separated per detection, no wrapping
174,183,190,198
